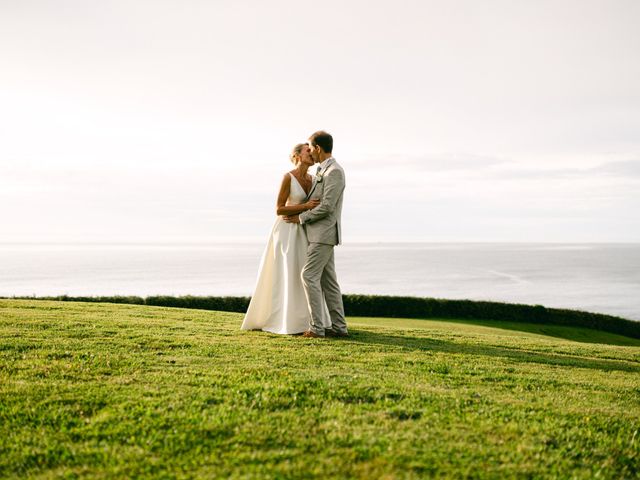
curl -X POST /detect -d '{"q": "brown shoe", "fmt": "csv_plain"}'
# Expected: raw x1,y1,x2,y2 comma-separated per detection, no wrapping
325,329,349,338
302,330,324,338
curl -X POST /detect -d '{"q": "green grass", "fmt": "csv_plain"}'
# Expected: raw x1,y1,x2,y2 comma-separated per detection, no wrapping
1,299,639,479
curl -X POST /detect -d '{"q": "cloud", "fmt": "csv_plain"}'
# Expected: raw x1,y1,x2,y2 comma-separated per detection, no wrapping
491,159,640,180
589,159,640,177
351,152,507,172
354,154,640,180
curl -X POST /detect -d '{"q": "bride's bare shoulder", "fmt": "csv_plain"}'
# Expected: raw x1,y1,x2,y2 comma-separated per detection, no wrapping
278,172,292,190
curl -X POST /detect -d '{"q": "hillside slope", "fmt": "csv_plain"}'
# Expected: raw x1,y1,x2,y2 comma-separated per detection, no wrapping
1,300,638,479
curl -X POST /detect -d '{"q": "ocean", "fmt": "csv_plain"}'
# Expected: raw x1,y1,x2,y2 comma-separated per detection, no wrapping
1,243,638,321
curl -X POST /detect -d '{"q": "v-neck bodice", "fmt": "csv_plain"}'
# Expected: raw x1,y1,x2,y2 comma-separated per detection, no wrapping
287,173,311,205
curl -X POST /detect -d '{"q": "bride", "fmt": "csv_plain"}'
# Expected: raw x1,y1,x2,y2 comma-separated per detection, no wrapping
241,143,331,334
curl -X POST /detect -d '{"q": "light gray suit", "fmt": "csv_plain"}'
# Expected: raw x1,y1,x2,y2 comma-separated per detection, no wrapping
299,158,347,336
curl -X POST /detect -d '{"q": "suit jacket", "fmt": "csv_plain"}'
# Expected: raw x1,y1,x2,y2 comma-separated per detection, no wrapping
299,158,345,245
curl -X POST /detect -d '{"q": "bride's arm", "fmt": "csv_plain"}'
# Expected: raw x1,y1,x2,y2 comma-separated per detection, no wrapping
275,174,319,216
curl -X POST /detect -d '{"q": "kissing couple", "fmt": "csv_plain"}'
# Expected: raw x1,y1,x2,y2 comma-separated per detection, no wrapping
241,130,348,338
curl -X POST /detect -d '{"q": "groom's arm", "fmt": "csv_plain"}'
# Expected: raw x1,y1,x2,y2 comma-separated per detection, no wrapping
299,169,345,225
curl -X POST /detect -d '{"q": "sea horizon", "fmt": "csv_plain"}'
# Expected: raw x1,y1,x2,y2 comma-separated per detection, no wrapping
1,241,639,321
2,240,639,245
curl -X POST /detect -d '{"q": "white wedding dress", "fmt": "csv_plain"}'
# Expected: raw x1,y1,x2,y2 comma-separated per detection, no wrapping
241,173,331,334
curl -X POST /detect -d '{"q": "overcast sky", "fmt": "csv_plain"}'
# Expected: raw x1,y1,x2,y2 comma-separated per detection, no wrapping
1,0,639,243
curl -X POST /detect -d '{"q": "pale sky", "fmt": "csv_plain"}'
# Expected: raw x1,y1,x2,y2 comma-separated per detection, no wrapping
1,0,639,243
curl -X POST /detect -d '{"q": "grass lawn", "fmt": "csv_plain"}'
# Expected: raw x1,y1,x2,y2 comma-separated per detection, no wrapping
1,299,639,479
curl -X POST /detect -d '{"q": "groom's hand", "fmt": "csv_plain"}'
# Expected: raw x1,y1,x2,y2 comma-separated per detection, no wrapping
284,215,300,224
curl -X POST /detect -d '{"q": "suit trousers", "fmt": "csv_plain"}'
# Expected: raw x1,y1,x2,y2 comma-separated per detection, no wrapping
301,242,347,335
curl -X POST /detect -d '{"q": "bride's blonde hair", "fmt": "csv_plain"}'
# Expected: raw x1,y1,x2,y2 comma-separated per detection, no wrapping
289,143,307,165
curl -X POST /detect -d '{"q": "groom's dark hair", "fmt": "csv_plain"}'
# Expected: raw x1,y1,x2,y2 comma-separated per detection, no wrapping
309,130,333,153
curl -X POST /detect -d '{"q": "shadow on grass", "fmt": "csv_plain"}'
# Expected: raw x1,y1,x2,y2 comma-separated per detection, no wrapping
352,317,640,347
344,329,640,373
441,319,640,347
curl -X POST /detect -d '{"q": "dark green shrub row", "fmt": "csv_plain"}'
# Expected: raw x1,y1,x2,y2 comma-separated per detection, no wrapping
4,294,638,339
145,295,251,312
343,295,640,339
2,295,252,312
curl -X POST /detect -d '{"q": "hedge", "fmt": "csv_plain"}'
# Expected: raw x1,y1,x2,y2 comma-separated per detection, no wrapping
4,294,639,339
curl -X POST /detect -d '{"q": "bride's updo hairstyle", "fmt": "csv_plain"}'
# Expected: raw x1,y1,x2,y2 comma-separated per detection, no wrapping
289,143,307,165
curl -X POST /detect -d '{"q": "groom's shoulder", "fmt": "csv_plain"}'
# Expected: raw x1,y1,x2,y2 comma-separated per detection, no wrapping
327,164,345,180
330,160,345,173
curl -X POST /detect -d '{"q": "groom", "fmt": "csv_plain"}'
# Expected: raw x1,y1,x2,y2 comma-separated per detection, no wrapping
284,130,348,338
